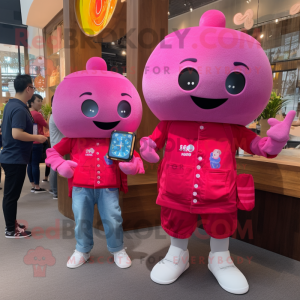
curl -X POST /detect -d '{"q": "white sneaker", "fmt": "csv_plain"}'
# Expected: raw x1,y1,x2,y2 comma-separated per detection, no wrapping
208,251,249,294
150,245,189,284
113,249,132,269
67,250,90,269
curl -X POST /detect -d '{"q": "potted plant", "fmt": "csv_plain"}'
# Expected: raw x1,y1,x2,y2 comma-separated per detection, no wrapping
41,103,52,120
258,92,289,137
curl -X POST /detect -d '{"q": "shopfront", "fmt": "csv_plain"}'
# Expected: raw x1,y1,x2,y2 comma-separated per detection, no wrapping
0,0,28,105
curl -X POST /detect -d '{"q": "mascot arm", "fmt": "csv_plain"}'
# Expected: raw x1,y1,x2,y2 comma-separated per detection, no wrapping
45,138,78,179
250,111,296,157
140,121,170,163
119,151,145,175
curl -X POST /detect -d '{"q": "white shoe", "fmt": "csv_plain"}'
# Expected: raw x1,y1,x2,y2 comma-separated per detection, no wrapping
208,251,249,294
113,249,132,269
67,250,90,269
150,245,189,284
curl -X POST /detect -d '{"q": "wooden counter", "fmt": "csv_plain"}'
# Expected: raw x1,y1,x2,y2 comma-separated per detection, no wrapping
236,149,300,198
235,149,300,261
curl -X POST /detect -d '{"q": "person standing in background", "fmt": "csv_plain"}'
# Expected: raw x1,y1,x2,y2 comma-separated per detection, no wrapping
27,94,49,193
0,75,47,238
0,122,2,190
42,113,51,183
49,95,64,199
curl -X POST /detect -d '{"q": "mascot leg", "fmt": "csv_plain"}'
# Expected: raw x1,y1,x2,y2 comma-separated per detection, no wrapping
150,207,195,284
150,236,189,284
97,188,131,269
208,237,249,294
67,187,93,268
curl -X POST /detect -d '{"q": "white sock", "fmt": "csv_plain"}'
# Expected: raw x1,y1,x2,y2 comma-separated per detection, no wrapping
210,237,229,253
170,236,189,251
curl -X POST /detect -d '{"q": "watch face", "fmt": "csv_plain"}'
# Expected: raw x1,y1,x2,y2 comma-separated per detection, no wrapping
109,132,133,160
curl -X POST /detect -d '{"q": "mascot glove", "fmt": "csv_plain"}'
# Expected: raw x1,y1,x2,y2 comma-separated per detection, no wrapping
140,137,160,163
250,111,296,157
119,156,145,175
46,148,78,178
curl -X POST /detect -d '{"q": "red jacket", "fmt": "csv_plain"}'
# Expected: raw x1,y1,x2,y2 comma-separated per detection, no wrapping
31,110,48,144
53,137,139,197
149,121,258,214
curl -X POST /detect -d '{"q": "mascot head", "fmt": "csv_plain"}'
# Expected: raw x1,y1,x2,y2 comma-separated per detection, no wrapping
53,57,142,138
142,10,272,126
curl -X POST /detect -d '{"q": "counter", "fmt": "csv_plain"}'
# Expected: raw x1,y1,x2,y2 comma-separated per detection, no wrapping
235,149,300,261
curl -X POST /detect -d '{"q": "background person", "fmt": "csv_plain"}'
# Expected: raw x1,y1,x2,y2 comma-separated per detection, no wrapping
27,94,49,193
0,75,47,238
49,95,64,200
42,114,51,182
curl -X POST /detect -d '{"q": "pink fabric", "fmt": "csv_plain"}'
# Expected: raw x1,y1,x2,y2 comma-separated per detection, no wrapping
145,121,257,214
236,174,255,211
142,11,273,126
250,111,296,156
161,207,237,239
45,148,78,178
140,137,160,163
52,57,142,138
119,156,145,175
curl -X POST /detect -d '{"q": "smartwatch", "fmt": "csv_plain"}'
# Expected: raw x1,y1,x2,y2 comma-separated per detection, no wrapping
107,131,136,162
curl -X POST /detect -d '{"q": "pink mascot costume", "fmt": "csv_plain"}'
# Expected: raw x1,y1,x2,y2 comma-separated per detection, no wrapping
46,57,144,269
140,10,295,294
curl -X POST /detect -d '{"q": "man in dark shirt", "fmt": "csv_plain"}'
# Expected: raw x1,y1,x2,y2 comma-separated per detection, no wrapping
0,75,47,238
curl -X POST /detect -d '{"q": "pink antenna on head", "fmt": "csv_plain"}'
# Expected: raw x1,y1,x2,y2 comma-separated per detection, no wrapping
199,10,226,28
86,57,107,71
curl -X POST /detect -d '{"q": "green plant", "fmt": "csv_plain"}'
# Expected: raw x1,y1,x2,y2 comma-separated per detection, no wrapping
0,103,7,118
258,92,289,120
41,103,52,120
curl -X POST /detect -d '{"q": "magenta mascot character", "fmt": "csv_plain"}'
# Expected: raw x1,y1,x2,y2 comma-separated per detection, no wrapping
140,10,295,294
46,57,144,269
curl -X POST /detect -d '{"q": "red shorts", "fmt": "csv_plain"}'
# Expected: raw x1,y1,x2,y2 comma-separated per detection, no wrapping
161,207,237,239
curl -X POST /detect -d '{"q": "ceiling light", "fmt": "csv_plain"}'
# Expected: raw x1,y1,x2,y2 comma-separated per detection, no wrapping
275,19,278,23
190,7,193,12
122,51,126,55
260,34,264,38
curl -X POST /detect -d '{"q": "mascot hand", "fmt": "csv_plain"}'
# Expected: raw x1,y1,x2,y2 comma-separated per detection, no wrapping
57,160,78,178
261,110,296,155
140,137,160,163
119,156,145,175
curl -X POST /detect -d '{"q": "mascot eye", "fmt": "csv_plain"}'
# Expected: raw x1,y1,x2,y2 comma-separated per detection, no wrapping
178,68,199,91
81,100,99,117
118,101,131,118
225,72,245,95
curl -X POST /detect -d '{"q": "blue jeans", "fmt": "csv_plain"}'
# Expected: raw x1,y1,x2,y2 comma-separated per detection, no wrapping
27,144,43,185
72,187,124,253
